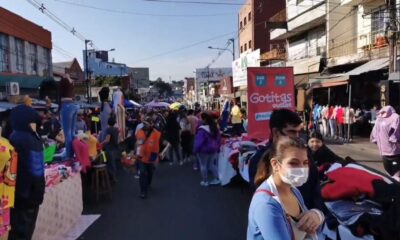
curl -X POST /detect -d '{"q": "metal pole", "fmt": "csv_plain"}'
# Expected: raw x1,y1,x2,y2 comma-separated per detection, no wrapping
231,38,235,61
328,88,331,104
388,0,397,73
85,40,90,103
347,84,352,141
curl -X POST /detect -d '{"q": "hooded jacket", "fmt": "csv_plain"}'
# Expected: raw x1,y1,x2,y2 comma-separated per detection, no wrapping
194,125,221,154
9,105,45,208
370,106,400,156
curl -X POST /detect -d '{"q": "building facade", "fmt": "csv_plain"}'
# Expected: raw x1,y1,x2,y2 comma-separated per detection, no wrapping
238,0,286,57
0,7,53,94
83,50,128,78
53,58,84,84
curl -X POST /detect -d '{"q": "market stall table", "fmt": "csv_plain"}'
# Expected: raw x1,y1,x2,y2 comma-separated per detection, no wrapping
32,173,83,240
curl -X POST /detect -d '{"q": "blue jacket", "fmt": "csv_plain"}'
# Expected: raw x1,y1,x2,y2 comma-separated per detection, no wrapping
10,105,45,208
247,177,318,240
194,125,221,154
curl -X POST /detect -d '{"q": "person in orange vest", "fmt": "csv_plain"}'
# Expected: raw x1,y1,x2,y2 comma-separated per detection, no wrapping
136,116,161,199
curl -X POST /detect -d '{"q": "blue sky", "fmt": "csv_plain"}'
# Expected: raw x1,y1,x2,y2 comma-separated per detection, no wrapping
2,0,241,81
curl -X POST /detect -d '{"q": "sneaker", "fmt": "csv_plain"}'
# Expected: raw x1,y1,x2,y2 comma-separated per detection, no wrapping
209,179,221,185
200,181,209,187
134,174,140,179
179,161,184,166
193,166,199,171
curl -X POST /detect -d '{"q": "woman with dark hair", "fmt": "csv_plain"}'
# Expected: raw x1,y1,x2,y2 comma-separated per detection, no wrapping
194,112,221,186
249,137,324,240
308,131,344,171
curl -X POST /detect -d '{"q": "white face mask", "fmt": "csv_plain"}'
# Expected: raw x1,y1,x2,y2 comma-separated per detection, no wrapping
280,167,309,187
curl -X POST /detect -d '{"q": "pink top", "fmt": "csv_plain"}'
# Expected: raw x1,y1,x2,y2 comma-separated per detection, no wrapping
72,138,91,173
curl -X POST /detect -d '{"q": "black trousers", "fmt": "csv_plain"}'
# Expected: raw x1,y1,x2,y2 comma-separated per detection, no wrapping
382,155,400,176
8,206,40,240
138,161,155,195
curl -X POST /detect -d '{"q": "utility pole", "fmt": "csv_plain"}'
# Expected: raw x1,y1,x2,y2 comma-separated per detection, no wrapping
229,38,235,61
388,0,398,73
85,40,91,103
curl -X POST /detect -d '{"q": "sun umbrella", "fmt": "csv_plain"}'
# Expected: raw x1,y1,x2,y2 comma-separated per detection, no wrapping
144,101,170,109
169,102,182,111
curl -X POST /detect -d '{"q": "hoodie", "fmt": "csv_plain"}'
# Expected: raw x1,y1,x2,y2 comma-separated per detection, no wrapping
194,125,221,154
10,105,45,208
371,106,400,156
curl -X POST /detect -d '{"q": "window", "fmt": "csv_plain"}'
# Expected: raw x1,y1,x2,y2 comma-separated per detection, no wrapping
244,17,247,26
240,21,243,29
249,40,252,49
40,48,50,76
29,43,37,75
15,38,25,73
371,9,388,43
244,43,247,51
240,46,243,53
0,34,9,72
248,12,251,22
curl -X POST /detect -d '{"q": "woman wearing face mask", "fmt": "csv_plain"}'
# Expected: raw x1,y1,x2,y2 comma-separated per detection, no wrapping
248,137,324,240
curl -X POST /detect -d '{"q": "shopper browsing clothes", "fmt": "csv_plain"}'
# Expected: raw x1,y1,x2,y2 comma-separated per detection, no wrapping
135,116,161,199
370,105,400,179
8,104,45,240
194,112,221,186
247,137,324,240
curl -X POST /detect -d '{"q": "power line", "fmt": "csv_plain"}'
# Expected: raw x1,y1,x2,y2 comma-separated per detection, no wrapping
25,0,97,48
133,32,235,63
144,0,246,5
53,0,235,17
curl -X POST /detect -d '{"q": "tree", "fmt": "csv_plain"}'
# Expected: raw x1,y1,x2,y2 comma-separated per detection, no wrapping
153,78,172,97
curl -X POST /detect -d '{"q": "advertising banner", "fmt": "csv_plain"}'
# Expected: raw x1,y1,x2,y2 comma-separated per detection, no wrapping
195,68,232,83
232,49,260,87
247,67,295,140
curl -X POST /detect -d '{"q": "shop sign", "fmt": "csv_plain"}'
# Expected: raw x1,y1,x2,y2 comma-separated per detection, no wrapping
247,67,295,140
219,77,233,95
232,49,260,87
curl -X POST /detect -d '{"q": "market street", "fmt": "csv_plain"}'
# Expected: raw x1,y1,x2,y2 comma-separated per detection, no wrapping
80,162,251,240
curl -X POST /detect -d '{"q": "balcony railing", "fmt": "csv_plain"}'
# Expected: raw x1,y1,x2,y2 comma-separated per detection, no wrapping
261,49,287,61
329,31,389,60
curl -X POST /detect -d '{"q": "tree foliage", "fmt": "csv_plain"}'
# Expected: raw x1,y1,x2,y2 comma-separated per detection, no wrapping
153,78,172,97
94,76,121,87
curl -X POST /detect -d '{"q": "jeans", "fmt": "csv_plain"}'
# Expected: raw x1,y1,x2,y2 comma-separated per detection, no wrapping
197,153,218,182
105,146,119,180
329,119,336,137
8,206,40,240
322,119,328,136
138,161,155,195
337,123,344,138
61,101,79,159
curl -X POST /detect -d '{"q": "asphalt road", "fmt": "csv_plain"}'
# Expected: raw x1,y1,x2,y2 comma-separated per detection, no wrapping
79,162,252,240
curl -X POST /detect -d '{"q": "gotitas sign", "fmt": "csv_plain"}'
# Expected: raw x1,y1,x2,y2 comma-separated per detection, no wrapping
247,67,295,140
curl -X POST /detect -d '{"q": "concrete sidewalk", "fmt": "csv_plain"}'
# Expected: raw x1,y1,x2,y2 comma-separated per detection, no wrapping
326,138,385,172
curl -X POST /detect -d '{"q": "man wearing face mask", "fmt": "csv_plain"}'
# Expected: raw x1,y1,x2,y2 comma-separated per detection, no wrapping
8,104,45,240
135,116,161,199
250,109,324,213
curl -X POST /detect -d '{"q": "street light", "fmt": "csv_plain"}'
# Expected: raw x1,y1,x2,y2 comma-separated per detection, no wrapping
208,38,235,61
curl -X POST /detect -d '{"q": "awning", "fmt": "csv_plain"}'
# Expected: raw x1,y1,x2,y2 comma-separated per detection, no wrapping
346,58,389,76
309,74,349,89
309,58,389,89
0,75,54,89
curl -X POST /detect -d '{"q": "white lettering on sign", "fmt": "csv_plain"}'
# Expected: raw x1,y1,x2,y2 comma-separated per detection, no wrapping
249,92,293,105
